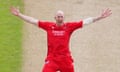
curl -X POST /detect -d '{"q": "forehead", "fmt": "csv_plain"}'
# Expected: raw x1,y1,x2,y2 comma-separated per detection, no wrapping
56,13,64,16
55,10,64,16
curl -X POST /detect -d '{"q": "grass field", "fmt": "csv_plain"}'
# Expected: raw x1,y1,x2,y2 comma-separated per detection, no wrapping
0,0,23,72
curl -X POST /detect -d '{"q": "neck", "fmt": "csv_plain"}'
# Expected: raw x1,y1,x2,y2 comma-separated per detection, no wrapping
56,22,64,26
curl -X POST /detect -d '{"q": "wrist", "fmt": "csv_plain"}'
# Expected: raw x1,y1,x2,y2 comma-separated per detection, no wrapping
94,16,103,22
16,12,21,16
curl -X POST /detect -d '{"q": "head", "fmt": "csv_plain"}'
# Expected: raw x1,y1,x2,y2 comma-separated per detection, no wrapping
54,10,64,26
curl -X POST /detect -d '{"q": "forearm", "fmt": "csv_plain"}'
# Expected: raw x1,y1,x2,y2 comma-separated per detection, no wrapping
83,16,104,25
93,16,104,22
17,13,38,25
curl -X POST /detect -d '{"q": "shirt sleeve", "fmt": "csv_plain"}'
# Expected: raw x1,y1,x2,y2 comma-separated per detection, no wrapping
67,20,83,31
83,17,94,25
38,21,52,30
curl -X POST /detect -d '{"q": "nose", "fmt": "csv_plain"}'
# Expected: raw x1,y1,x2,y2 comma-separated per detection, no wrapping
58,16,63,18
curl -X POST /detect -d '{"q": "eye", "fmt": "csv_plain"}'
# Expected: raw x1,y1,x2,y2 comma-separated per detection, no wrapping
58,16,63,18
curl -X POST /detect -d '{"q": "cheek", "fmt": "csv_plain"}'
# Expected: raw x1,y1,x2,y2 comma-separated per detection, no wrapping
55,17,64,21
60,18,64,21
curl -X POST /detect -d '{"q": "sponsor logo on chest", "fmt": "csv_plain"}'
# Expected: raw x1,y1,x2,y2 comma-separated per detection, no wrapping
52,30,65,36
51,25,66,36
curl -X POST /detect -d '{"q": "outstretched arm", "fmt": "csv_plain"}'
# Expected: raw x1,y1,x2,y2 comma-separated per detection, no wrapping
83,8,112,25
10,7,39,26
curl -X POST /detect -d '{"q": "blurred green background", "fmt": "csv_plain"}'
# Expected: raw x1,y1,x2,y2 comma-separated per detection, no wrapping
0,0,23,72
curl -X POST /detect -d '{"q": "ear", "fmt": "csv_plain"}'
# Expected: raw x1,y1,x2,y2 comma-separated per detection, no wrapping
54,16,56,19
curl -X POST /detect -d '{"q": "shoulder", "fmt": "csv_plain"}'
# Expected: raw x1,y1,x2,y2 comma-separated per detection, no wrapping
38,20,55,28
66,20,83,24
65,20,83,26
38,20,55,24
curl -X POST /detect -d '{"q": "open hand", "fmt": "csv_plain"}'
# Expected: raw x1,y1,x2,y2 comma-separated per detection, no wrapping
10,7,20,16
100,8,112,18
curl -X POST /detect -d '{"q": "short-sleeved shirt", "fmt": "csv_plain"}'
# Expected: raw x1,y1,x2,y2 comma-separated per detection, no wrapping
38,21,83,60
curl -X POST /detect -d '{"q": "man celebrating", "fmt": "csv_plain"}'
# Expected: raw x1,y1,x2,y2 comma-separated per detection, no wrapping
11,7,112,72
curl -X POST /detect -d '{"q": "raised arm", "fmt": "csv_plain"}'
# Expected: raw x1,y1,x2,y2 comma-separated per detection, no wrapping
10,7,39,26
83,8,112,25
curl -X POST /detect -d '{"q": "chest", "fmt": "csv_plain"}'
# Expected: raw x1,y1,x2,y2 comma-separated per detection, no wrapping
47,25,70,37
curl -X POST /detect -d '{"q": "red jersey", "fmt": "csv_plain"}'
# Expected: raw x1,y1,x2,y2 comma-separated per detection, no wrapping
38,21,83,60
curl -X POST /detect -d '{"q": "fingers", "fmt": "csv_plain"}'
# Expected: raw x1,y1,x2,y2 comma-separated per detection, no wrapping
101,8,112,18
104,8,112,14
11,6,18,12
105,8,112,17
10,6,20,16
10,6,16,13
